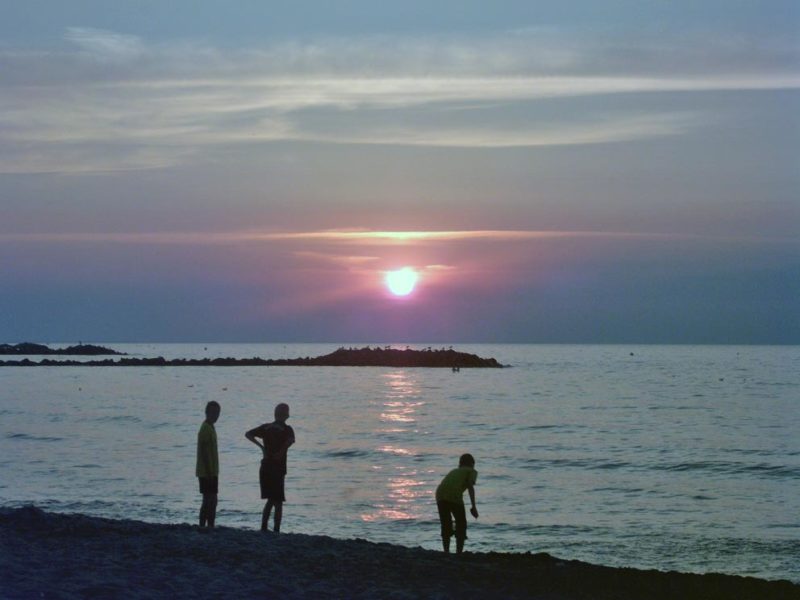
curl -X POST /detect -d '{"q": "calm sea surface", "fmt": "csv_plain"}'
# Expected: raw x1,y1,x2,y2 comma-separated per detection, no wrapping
1,344,798,582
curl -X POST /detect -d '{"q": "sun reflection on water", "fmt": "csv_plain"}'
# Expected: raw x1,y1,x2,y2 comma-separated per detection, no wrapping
361,370,429,523
376,445,415,456
360,471,430,522
380,402,420,424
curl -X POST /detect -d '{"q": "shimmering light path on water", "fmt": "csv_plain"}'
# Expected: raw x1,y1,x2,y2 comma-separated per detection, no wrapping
1,344,798,582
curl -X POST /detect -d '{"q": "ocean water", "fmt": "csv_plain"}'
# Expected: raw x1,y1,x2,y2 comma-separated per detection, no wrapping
1,344,798,582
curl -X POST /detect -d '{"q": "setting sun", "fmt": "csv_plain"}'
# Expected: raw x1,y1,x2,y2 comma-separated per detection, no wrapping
385,267,418,296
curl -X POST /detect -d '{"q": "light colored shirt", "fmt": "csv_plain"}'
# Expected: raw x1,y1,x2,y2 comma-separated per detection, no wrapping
196,421,219,477
435,466,477,504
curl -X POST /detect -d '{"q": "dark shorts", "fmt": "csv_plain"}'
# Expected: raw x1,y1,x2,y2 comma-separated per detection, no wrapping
199,476,218,495
259,459,286,502
437,499,467,540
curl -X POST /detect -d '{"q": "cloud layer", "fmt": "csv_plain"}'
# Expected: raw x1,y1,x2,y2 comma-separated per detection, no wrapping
1,28,798,173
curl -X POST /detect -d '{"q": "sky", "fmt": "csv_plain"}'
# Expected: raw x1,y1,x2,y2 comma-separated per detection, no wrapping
0,1,798,343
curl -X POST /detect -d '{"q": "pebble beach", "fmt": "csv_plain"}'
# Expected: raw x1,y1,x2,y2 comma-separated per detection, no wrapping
1,507,797,600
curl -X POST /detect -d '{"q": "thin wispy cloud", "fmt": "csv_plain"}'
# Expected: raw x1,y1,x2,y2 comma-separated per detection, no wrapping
291,112,698,148
64,27,146,62
2,229,796,246
293,251,381,266
36,28,800,78
1,28,798,173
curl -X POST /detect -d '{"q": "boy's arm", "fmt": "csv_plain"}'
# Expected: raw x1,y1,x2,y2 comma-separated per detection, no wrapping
245,426,265,452
467,485,478,518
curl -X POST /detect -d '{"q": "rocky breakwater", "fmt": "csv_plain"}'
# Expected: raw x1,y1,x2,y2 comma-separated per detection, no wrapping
0,346,503,368
0,342,125,355
308,346,503,368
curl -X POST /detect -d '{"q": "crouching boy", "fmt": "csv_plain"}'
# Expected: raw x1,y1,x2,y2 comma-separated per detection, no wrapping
435,453,479,553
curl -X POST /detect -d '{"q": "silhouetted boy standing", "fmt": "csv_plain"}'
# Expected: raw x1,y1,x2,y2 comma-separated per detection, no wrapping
196,401,221,528
246,402,295,532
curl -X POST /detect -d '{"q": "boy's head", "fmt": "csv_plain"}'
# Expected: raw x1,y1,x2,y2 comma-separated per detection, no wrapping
459,453,475,468
205,401,221,424
275,402,290,422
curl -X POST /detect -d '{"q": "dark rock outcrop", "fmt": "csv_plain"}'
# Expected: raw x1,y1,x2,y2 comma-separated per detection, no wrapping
0,343,125,356
0,346,502,368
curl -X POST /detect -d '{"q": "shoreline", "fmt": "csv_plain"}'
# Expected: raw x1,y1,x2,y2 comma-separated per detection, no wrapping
1,507,796,599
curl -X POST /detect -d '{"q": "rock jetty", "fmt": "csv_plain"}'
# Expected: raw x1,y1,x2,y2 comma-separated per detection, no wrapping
0,343,125,356
0,346,502,368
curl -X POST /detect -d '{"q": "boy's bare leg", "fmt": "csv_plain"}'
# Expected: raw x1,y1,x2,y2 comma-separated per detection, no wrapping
200,493,217,528
207,494,217,527
455,536,465,554
442,536,451,553
261,500,274,531
273,502,283,533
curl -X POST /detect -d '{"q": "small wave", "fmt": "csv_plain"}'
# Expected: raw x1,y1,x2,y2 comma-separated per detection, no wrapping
590,486,645,494
747,463,800,478
524,456,800,479
533,524,600,536
661,461,727,473
659,461,800,479
6,433,64,442
647,404,708,410
525,458,632,471
482,522,538,534
323,449,372,459
88,477,125,484
724,448,781,458
93,415,142,424
756,381,800,388
481,473,514,481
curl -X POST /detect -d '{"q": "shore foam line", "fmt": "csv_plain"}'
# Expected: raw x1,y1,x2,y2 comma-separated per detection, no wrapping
0,507,796,599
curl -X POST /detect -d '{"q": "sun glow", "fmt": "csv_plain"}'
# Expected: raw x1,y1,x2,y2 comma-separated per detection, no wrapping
385,267,418,296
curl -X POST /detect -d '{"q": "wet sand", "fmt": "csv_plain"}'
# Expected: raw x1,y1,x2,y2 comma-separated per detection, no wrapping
1,507,797,599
